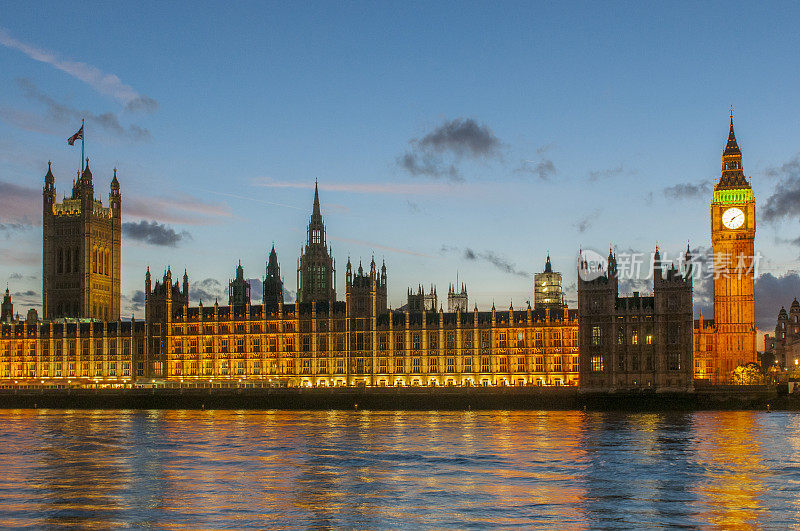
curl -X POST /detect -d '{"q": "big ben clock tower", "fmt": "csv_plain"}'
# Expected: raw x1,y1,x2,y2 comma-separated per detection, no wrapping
710,112,756,378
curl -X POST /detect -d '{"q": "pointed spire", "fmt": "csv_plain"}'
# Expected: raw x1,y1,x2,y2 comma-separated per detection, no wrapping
724,108,741,157
111,167,119,189
45,161,54,185
312,179,321,219
544,253,552,273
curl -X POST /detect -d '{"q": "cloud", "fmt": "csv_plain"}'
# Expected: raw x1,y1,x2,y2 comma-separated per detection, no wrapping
588,165,626,182
0,222,31,237
0,28,157,112
575,209,601,233
189,278,226,305
248,279,263,301
130,290,145,312
663,180,712,200
517,159,556,180
398,153,460,180
755,272,800,331
406,200,421,213
764,154,800,180
443,245,528,278
125,194,231,225
0,181,40,225
16,78,150,141
762,155,800,224
122,220,191,247
398,118,502,181
283,287,296,303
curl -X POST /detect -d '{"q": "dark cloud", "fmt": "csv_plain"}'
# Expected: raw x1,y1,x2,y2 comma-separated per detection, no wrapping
588,165,625,182
456,247,528,278
516,159,556,180
13,290,36,297
406,200,421,213
130,290,145,312
190,278,225,305
16,78,151,142
398,152,460,180
762,155,800,224
417,118,501,157
398,118,501,181
764,155,800,180
8,273,23,280
0,181,40,224
122,220,191,247
575,209,601,233
755,272,800,331
663,180,712,200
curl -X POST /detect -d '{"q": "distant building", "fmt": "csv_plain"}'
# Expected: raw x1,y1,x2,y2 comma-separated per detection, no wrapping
42,160,121,320
448,283,468,312
407,285,437,312
534,255,565,311
578,247,694,391
764,299,800,369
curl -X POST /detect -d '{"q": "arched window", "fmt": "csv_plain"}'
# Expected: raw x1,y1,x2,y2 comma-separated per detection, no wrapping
57,249,63,274
105,250,110,276
73,247,80,273
92,247,97,273
65,249,71,273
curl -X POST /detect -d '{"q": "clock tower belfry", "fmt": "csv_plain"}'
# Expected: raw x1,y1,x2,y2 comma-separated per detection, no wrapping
709,112,756,378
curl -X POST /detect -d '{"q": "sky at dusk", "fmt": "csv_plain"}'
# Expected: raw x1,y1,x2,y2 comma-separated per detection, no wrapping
2,2,800,342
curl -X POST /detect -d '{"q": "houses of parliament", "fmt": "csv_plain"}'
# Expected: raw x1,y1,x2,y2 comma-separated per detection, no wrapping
0,117,757,389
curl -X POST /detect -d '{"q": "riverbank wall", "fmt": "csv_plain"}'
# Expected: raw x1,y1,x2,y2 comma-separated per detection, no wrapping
0,386,794,411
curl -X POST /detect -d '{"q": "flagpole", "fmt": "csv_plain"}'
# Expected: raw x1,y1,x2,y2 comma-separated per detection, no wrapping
81,119,85,174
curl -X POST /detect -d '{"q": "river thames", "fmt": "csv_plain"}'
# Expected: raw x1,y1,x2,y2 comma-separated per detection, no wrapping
0,409,798,528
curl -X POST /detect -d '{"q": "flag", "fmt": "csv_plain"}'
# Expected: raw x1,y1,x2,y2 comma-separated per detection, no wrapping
67,124,84,146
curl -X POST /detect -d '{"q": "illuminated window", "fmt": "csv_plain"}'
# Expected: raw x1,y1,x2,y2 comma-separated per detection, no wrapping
463,357,473,372
395,357,405,373
591,355,603,372
591,326,601,346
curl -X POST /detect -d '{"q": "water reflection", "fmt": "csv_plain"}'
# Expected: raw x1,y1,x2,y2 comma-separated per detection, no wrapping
0,409,797,528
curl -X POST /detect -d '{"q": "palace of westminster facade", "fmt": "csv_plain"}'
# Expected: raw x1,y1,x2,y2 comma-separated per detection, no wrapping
0,118,758,389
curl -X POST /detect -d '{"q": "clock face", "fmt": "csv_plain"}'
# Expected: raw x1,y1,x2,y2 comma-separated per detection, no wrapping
722,207,745,229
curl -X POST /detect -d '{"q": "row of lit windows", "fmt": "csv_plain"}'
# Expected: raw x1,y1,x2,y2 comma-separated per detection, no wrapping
168,355,579,377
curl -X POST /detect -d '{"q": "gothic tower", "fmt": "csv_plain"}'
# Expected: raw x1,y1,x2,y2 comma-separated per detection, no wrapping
263,245,284,311
42,160,121,320
297,182,336,304
447,281,468,312
1,287,13,323
229,261,251,308
710,112,756,377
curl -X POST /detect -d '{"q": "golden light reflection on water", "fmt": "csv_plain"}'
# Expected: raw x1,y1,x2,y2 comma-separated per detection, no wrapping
691,412,767,529
0,409,797,528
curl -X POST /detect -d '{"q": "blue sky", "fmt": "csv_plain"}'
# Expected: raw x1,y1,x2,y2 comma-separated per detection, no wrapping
2,2,800,336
